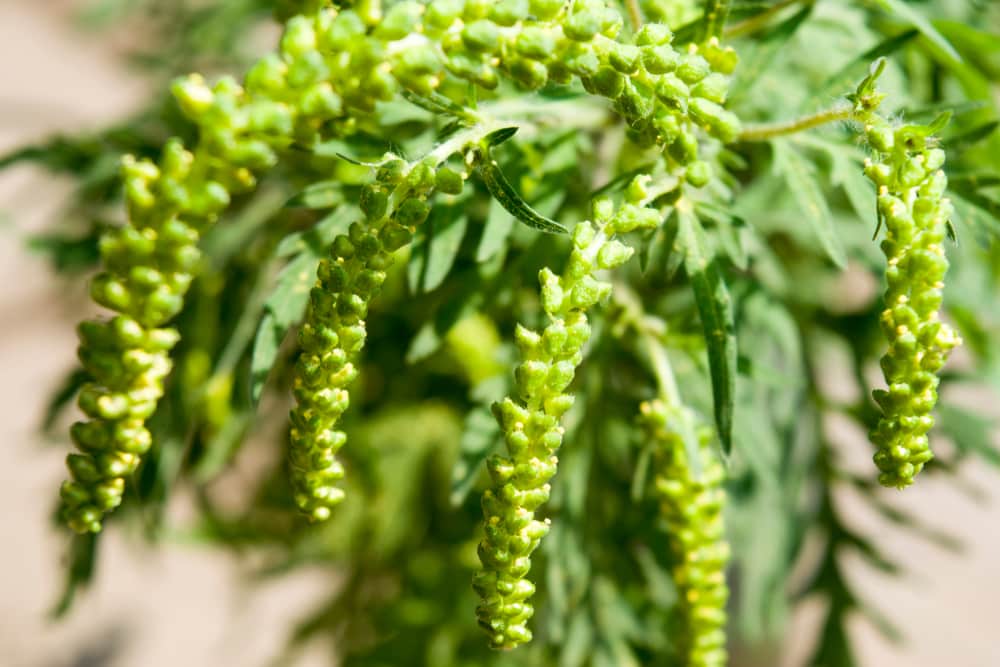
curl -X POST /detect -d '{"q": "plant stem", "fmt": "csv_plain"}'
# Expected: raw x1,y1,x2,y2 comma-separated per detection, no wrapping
702,0,732,42
644,333,682,406
624,0,644,30
737,106,854,142
725,0,809,38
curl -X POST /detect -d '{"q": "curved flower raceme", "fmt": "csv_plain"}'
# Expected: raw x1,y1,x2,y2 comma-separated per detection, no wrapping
862,120,961,488
473,198,662,649
62,140,240,534
640,399,729,667
288,153,469,520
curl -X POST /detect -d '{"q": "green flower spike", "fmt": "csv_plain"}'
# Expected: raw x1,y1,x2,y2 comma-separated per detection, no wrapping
288,128,495,521
474,197,659,649
863,119,961,488
640,399,729,667
287,169,431,521
61,138,230,534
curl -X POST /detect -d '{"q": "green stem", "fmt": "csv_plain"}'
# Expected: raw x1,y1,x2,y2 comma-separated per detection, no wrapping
609,284,682,407
644,333,682,407
737,106,854,142
702,0,732,41
624,0,644,31
725,0,809,38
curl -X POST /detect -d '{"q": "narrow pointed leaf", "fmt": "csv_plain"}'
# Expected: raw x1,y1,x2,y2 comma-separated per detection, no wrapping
478,158,568,234
677,206,737,454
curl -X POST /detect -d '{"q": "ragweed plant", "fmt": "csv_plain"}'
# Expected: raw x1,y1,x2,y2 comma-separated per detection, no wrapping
6,0,1000,665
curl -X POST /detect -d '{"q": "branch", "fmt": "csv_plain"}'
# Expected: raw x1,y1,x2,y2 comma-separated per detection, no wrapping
737,106,854,142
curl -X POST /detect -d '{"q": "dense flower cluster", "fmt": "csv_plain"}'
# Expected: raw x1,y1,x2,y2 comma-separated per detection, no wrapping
468,9,742,640
863,119,961,488
640,399,729,667
288,147,468,520
474,195,663,649
62,141,237,533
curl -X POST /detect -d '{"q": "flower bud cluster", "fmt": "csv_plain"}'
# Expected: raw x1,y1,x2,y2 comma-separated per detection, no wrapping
639,399,729,667
863,121,961,488
474,195,657,649
383,0,741,155
289,152,467,520
244,3,741,156
61,136,235,533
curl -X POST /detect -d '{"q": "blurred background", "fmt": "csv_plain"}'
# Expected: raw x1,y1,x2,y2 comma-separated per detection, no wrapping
1,2,998,666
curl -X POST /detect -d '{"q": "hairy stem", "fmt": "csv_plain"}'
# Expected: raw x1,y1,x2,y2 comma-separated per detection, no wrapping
737,106,854,142
625,0,644,31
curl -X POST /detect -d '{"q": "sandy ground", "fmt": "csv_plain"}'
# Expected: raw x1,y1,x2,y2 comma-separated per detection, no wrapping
0,4,997,667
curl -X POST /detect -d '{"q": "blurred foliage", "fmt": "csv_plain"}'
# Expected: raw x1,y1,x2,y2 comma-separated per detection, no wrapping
4,0,1000,666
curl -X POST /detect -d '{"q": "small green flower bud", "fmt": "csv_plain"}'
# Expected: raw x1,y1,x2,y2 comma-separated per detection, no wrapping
375,1,424,40
463,0,492,20
691,72,729,104
280,16,318,57
377,158,407,185
528,0,563,20
686,160,711,188
625,174,650,204
245,54,287,94
688,97,741,143
323,11,366,51
508,58,549,90
642,45,679,74
590,67,625,98
490,0,529,26
436,167,464,195
565,46,601,77
700,40,739,74
597,240,634,269
425,0,464,30
572,222,595,252
564,11,601,42
676,53,711,83
612,203,661,233
514,325,542,354
407,162,437,192
599,8,623,37
609,44,641,74
333,234,356,259
616,80,653,124
515,27,556,60
288,50,329,88
655,73,689,106
636,23,673,46
539,268,564,313
462,20,501,52
171,74,214,119
379,224,413,252
395,197,431,226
